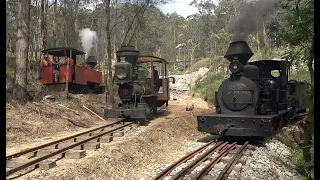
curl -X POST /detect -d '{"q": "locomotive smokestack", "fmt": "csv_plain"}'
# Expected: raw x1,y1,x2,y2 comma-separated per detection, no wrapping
116,45,140,68
86,56,97,67
224,41,254,65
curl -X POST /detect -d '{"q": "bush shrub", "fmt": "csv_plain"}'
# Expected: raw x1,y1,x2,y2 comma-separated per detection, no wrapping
292,137,314,180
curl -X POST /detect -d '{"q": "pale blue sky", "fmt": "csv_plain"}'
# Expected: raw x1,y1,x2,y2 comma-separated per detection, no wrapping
160,0,198,18
159,0,218,18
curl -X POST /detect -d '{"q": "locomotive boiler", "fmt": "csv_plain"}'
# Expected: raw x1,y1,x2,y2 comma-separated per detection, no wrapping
197,41,308,137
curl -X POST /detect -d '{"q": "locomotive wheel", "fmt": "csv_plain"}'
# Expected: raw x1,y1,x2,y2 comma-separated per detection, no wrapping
275,118,285,133
138,117,147,126
151,107,157,115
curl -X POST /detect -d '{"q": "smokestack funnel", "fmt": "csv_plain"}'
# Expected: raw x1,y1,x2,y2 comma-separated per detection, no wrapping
116,45,140,68
86,56,97,67
224,41,254,65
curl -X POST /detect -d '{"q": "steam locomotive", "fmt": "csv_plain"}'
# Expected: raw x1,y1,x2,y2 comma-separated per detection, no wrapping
41,47,104,94
197,41,308,137
104,45,173,125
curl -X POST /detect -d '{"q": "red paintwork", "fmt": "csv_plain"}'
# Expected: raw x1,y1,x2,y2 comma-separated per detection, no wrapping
75,65,102,85
42,66,54,84
123,89,129,95
59,64,73,83
75,66,87,85
86,68,102,84
155,93,169,101
279,119,284,128
41,64,102,87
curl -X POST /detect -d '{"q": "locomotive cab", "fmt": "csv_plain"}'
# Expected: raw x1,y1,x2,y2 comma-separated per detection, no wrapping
137,56,171,105
249,60,289,114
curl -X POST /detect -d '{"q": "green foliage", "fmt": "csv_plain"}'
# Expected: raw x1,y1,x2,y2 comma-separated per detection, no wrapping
292,137,314,180
276,0,314,46
288,94,298,101
274,0,314,171
250,47,285,61
274,0,314,76
190,57,211,71
290,66,311,84
192,71,229,103
138,63,150,88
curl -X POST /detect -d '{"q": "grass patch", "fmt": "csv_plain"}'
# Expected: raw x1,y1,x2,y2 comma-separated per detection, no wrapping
192,71,229,103
291,137,314,180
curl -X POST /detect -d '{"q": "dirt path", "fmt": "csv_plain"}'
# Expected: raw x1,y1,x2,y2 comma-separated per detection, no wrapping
10,95,212,180
8,93,302,180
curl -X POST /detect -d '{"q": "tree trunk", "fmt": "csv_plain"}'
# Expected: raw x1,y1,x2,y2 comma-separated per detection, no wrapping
105,0,114,106
65,59,69,97
40,0,47,50
303,37,314,162
307,38,314,87
73,0,81,48
53,0,57,47
14,0,31,101
63,0,68,46
262,20,268,47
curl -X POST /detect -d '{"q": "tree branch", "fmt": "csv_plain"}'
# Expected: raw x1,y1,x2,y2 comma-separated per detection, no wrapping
128,2,149,44
122,0,150,45
110,7,126,33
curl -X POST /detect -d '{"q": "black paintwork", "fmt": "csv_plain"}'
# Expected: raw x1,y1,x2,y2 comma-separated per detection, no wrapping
41,47,85,57
197,41,308,137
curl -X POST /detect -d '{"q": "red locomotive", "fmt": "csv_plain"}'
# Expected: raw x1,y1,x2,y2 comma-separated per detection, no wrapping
40,47,104,94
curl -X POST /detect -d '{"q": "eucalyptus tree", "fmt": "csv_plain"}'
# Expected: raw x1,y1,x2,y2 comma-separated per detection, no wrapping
14,0,31,101
275,0,314,171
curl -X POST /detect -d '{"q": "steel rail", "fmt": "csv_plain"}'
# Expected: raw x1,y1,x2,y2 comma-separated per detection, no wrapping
171,141,228,180
6,122,133,176
152,141,216,180
193,142,237,180
216,141,249,180
6,120,123,160
218,143,230,153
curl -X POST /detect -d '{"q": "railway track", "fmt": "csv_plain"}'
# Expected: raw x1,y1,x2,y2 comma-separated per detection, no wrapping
153,141,255,180
6,120,134,178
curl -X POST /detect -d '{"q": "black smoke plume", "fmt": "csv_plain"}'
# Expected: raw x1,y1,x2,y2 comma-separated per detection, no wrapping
225,0,277,41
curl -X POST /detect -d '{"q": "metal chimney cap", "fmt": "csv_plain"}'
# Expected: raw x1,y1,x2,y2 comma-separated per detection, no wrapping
224,41,254,64
86,56,97,63
116,45,140,56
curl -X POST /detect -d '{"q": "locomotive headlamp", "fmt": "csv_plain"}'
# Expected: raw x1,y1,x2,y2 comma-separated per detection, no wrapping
116,67,128,80
229,60,243,74
232,64,238,70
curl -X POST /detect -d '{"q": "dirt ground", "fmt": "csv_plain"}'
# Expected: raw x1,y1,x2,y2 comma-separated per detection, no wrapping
6,93,116,155
7,93,212,180
7,91,305,180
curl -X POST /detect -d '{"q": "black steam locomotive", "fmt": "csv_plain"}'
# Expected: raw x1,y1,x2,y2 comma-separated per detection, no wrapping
197,41,308,137
104,45,173,125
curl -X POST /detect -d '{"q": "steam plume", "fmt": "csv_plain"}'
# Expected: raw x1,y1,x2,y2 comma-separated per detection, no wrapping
79,28,97,59
225,0,277,41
